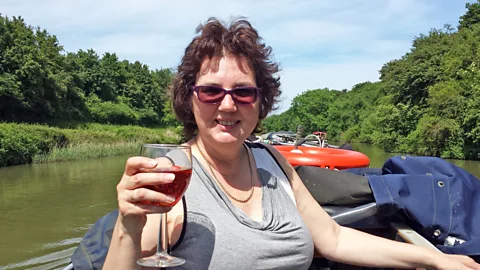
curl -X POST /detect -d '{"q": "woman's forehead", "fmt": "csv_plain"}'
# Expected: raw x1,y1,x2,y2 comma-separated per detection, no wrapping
197,55,254,82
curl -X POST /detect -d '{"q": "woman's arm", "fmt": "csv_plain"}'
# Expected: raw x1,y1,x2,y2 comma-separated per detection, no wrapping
104,217,144,270
263,144,479,270
103,157,179,270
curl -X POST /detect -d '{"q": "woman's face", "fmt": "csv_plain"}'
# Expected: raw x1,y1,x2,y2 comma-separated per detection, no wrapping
192,55,260,146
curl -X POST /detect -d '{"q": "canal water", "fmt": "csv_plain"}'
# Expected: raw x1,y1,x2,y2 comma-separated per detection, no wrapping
0,144,478,269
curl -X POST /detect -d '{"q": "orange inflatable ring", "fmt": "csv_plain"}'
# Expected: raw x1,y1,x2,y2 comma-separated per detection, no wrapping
273,145,370,170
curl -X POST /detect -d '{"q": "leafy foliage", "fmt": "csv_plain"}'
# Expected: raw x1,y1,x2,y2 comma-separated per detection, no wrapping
459,0,480,30
0,123,68,166
2,3,480,161
263,2,480,160
0,15,174,126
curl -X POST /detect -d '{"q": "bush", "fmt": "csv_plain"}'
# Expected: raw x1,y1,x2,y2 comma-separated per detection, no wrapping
88,101,139,125
0,123,181,167
402,115,465,159
0,123,69,166
137,108,161,126
342,125,361,142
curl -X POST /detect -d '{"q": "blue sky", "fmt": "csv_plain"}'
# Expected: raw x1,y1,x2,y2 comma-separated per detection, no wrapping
0,0,473,113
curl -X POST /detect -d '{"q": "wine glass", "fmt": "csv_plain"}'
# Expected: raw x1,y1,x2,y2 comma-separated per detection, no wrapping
136,144,192,268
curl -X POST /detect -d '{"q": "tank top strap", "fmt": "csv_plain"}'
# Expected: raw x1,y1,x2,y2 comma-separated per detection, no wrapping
244,142,296,205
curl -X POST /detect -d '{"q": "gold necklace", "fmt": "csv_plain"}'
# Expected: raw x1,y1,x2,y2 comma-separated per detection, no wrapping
196,143,254,203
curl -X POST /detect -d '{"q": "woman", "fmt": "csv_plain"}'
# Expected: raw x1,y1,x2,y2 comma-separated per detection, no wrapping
104,17,480,270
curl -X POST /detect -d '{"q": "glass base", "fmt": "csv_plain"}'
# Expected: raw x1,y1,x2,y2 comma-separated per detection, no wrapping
137,252,185,268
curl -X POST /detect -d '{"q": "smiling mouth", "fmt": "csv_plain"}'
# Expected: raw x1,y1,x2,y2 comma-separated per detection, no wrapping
216,120,239,126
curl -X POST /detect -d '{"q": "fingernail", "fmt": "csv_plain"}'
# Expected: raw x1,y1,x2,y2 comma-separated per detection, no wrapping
165,174,175,182
166,195,176,203
149,160,158,167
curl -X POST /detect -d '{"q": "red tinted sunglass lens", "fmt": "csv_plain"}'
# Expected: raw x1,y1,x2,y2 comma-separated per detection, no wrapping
232,88,257,104
194,86,259,104
198,86,224,103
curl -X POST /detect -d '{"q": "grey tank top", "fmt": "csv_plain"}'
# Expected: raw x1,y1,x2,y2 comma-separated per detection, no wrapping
169,143,314,270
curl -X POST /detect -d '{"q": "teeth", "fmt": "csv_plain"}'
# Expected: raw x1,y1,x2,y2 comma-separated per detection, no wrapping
218,121,236,126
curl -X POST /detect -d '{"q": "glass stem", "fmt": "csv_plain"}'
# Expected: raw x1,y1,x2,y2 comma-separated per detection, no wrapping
158,212,169,254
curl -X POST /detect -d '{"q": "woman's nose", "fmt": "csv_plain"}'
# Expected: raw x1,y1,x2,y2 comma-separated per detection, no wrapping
218,93,237,112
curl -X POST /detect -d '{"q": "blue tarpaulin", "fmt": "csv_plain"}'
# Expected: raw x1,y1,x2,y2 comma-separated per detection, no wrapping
71,210,118,269
367,155,480,256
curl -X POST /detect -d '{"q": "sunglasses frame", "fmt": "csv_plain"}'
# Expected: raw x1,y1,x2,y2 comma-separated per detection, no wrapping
191,85,261,105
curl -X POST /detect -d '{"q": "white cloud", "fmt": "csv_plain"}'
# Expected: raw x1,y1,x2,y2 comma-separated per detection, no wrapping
0,0,471,111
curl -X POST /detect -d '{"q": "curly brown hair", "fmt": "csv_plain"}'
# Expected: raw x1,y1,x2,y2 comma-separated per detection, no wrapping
171,17,282,140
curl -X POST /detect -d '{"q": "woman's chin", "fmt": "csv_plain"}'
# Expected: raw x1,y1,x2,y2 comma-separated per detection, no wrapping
212,133,245,145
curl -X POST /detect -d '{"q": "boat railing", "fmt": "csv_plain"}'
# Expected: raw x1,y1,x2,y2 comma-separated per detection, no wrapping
304,134,325,147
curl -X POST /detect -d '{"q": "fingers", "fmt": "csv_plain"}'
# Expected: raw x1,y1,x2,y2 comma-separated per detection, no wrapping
128,188,176,206
448,254,480,270
124,156,159,176
465,259,480,270
117,156,179,223
123,170,175,190
464,260,480,270
118,194,173,216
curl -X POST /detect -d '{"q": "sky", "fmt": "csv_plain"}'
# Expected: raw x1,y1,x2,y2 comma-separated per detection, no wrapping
0,0,473,113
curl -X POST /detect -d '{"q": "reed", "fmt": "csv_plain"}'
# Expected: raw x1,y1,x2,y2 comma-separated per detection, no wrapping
33,141,142,163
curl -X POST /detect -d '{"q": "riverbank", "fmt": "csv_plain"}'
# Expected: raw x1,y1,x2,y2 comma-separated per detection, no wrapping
0,123,181,167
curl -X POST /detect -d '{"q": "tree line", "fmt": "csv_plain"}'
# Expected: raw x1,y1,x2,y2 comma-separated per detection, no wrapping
1,2,480,160
0,14,177,127
263,1,480,160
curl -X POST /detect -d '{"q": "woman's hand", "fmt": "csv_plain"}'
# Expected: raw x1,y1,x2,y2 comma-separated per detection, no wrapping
430,254,480,270
116,156,177,234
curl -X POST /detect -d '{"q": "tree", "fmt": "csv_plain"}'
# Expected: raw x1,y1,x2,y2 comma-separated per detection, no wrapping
459,1,480,30
0,14,174,126
288,88,338,133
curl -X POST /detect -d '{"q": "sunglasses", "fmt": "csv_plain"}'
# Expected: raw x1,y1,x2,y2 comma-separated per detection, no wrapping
192,85,261,105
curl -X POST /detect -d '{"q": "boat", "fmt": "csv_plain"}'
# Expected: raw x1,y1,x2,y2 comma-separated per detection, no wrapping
259,130,296,144
65,156,480,269
259,131,368,170
300,131,339,148
260,131,339,148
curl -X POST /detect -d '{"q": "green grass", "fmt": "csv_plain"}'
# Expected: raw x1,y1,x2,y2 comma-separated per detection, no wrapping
33,141,142,163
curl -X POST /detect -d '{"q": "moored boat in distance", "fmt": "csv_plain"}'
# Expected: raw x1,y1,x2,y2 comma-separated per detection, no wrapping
256,131,369,170
259,131,339,148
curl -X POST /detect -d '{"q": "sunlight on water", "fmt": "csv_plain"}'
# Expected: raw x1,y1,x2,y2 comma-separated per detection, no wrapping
2,247,75,269
42,238,82,249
